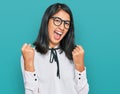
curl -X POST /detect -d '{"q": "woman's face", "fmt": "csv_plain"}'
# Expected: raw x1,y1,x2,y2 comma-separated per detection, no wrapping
48,9,70,48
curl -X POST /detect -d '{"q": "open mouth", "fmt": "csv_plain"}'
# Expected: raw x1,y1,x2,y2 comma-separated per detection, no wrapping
54,30,63,40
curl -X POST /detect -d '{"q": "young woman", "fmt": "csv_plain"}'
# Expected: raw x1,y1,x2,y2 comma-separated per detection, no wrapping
21,3,89,94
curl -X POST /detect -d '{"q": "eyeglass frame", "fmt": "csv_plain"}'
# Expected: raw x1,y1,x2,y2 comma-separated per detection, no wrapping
50,16,71,29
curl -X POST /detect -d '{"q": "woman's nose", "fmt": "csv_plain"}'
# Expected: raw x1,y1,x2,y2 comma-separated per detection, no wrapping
59,22,64,30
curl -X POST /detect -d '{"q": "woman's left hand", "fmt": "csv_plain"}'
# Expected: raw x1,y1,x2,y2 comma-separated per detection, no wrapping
72,45,85,72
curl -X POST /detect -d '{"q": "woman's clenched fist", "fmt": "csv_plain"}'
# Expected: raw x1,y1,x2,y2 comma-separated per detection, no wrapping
21,43,35,72
72,45,85,72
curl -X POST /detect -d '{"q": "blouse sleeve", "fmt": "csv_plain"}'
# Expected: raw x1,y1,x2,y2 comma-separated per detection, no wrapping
74,68,89,94
21,56,40,94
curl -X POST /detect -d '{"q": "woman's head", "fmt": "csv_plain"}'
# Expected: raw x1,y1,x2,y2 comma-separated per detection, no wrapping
34,3,75,60
48,9,71,48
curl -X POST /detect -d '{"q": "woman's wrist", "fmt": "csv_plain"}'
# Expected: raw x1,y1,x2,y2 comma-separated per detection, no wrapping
24,62,35,72
75,64,85,72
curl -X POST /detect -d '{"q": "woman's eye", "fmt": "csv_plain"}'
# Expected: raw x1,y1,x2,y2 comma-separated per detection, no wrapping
65,22,70,26
55,19,60,23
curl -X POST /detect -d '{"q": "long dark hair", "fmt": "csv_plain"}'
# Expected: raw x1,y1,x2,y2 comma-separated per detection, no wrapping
33,3,75,60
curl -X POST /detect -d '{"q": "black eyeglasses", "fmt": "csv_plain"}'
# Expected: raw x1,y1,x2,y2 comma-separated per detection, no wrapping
51,16,71,29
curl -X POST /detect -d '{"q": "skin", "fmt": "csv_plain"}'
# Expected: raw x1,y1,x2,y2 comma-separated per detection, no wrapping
21,9,85,72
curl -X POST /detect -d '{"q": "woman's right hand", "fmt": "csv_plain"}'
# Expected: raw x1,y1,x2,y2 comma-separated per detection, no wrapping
21,43,35,72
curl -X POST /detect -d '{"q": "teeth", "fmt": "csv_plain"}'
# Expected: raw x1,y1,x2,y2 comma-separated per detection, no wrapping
55,31,63,35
